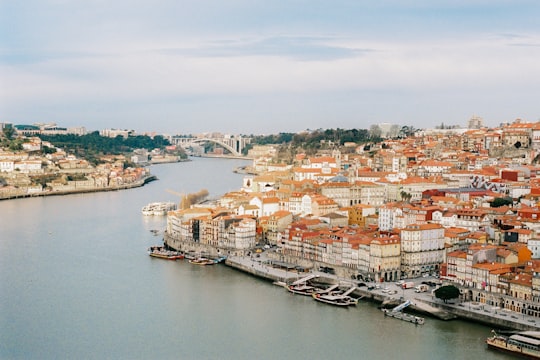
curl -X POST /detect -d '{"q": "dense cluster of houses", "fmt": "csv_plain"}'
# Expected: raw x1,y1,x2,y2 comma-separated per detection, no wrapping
0,136,150,197
166,118,540,318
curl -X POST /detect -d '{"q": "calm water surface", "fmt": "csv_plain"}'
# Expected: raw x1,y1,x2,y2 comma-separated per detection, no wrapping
0,158,512,359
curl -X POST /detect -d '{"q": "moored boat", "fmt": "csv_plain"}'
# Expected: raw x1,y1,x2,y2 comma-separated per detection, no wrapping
382,309,425,325
287,284,321,296
312,292,358,306
188,257,215,265
311,285,358,306
184,251,199,260
212,256,227,263
142,202,177,216
486,330,540,359
147,246,184,260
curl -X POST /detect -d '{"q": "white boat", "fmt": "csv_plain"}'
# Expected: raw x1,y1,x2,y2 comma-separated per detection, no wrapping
188,257,215,265
382,309,425,325
142,202,177,216
486,330,540,358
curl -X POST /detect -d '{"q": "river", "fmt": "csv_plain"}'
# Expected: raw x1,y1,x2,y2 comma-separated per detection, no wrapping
0,157,512,359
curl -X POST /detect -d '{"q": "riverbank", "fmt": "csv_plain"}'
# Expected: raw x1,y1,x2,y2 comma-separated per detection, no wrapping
225,253,540,331
147,157,190,165
0,174,157,201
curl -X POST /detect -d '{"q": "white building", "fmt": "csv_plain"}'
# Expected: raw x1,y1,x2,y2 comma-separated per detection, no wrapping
400,223,446,278
378,203,404,231
223,218,257,249
528,239,540,259
0,160,14,172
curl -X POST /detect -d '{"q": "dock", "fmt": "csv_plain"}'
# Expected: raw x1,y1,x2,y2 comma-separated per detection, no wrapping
290,274,320,286
224,254,540,330
381,300,425,325
383,308,425,325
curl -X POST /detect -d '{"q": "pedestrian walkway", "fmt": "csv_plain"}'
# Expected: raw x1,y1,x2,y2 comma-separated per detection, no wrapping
226,254,540,330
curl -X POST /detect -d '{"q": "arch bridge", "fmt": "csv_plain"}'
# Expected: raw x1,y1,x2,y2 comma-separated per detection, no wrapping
171,135,251,157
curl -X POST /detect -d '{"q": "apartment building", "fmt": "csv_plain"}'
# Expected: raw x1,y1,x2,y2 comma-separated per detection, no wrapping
400,223,446,278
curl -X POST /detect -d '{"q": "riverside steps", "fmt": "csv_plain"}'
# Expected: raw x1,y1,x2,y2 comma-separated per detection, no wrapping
224,253,540,330
225,255,308,284
225,254,452,320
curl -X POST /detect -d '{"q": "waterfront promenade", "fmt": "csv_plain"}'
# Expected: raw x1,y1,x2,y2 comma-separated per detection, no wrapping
0,174,157,201
226,251,540,331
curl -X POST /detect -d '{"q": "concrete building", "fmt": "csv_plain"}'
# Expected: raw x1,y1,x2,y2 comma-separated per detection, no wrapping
400,223,446,278
369,235,401,282
266,210,293,245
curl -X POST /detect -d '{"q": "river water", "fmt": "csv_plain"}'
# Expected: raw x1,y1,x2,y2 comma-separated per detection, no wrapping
0,157,512,359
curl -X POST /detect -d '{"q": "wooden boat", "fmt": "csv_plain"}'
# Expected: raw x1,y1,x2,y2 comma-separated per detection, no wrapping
184,251,199,260
287,283,321,296
311,285,358,306
285,274,324,295
188,257,215,265
312,292,358,306
147,246,184,260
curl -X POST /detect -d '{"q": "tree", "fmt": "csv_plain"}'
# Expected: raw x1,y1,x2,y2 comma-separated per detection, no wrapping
399,125,416,138
42,145,57,154
400,191,412,202
369,124,382,139
434,285,460,303
8,139,23,151
491,197,513,208
388,124,400,138
2,127,15,140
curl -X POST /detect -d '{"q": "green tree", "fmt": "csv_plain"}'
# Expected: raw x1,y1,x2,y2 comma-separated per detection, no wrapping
42,145,57,154
8,139,23,151
241,143,253,156
2,127,15,140
37,132,171,164
434,285,460,303
399,125,416,138
400,191,412,202
491,197,513,208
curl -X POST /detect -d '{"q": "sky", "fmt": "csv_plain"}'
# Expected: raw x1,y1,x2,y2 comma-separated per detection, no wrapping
1,1,540,135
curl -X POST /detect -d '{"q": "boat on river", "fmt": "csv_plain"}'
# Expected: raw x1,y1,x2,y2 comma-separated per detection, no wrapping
142,202,177,216
382,309,425,325
286,274,323,296
147,246,184,260
212,256,227,263
188,257,216,265
486,330,540,358
312,286,358,307
312,293,358,306
288,283,321,296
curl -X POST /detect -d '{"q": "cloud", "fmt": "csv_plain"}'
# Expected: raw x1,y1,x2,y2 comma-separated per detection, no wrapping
158,36,374,61
2,0,540,132
3,34,540,107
